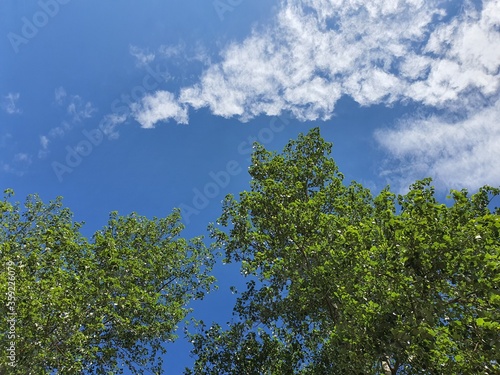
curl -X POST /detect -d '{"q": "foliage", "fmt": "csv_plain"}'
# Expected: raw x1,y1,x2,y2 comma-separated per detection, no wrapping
0,191,215,375
186,128,500,374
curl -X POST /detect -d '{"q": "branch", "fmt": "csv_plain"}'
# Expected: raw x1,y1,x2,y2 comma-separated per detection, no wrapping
381,357,392,375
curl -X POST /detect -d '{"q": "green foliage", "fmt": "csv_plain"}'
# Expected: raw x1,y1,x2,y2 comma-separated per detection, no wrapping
0,191,215,374
187,128,500,374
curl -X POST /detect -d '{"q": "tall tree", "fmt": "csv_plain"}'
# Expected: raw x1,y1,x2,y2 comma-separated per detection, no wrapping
0,190,215,375
187,128,500,374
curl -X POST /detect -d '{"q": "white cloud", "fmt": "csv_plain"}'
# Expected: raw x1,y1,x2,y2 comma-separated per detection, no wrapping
178,0,441,119
0,162,24,177
42,90,95,150
48,125,66,138
40,135,49,149
54,86,67,105
130,91,188,128
131,0,499,126
37,91,99,159
38,135,50,159
375,98,500,191
159,43,184,59
2,92,21,114
159,41,212,66
53,88,95,123
1,152,32,176
14,153,32,164
130,45,155,67
67,96,96,122
127,0,499,190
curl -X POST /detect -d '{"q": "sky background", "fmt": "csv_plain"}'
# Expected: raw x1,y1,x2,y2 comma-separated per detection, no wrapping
1,0,499,373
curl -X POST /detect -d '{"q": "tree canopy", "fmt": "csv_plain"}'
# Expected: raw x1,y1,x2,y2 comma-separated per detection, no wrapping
1,128,499,374
187,128,500,374
0,191,215,374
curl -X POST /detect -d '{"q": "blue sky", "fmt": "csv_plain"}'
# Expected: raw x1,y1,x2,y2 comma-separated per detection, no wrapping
1,0,499,373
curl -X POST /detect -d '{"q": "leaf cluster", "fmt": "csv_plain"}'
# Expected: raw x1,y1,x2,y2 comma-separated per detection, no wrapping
0,192,215,375
188,128,500,374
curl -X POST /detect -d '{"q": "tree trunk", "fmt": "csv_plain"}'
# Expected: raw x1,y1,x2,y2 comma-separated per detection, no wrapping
381,357,393,375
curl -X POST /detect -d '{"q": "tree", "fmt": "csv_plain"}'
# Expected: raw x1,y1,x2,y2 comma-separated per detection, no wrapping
186,128,500,374
0,190,215,375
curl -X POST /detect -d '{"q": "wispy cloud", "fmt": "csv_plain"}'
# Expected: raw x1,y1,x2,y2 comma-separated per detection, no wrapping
37,90,97,157
130,91,188,128
54,87,97,121
131,0,499,125
14,153,32,164
67,95,97,122
1,162,24,177
159,43,184,59
38,135,50,159
40,135,49,149
130,45,156,67
127,0,499,189
375,98,500,191
54,86,67,105
1,151,33,177
159,41,212,65
2,92,21,114
48,122,70,138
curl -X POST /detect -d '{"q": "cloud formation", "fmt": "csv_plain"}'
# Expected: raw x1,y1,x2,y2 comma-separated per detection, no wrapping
1,151,32,177
66,95,97,122
130,45,156,67
376,98,500,191
53,88,97,122
37,89,98,159
130,91,188,128
2,92,21,114
129,0,499,188
133,0,498,127
54,86,67,105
